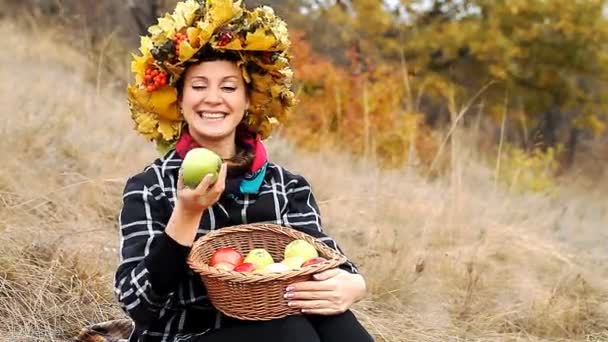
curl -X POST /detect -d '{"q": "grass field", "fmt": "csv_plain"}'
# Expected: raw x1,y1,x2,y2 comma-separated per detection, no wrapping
1,21,607,341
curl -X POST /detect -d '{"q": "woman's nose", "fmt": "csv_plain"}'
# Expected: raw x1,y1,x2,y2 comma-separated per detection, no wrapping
203,88,222,104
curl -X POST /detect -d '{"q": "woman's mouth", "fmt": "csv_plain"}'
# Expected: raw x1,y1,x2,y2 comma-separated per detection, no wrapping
197,111,227,121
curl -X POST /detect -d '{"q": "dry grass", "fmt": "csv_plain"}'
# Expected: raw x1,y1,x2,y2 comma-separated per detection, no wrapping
1,20,608,341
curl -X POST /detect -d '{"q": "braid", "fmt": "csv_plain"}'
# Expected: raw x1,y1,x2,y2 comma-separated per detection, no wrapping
225,142,254,175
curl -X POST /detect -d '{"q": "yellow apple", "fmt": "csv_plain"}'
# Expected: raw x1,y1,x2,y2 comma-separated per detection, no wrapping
181,147,222,188
214,262,236,271
284,240,318,261
259,262,291,273
244,248,274,269
281,256,305,270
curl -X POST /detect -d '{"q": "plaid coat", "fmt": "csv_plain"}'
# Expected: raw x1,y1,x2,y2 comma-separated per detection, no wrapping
113,150,358,342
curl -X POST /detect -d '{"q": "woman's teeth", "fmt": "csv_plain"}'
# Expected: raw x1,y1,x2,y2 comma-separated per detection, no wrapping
199,112,226,119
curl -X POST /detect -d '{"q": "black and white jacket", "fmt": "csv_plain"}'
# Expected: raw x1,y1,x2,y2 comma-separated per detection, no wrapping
114,150,358,342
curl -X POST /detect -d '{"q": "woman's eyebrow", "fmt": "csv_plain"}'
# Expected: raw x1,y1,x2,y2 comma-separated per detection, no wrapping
190,75,240,81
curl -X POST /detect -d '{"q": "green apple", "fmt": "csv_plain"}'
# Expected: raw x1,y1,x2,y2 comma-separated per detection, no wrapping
244,248,274,269
281,256,305,270
284,240,318,261
181,147,222,188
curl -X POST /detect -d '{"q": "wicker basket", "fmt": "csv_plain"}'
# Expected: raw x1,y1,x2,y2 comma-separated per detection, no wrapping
187,223,347,321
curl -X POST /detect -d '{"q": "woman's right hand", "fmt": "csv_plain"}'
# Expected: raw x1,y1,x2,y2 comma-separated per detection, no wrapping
176,162,228,215
165,163,228,247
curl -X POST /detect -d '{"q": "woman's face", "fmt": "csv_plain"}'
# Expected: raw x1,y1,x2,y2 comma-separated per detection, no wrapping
180,60,248,145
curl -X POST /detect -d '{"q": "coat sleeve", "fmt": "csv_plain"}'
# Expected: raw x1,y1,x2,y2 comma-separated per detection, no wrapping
281,173,359,274
113,172,191,328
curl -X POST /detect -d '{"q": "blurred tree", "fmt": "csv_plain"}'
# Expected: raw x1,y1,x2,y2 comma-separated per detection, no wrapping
300,0,608,165
128,0,161,39
400,0,608,165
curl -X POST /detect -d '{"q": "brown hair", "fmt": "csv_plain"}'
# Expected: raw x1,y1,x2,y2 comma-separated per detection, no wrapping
177,46,255,175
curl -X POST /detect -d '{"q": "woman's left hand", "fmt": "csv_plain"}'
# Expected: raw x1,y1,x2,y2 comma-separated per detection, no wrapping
284,268,367,315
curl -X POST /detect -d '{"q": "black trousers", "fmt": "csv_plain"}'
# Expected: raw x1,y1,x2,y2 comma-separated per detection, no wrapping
195,310,374,342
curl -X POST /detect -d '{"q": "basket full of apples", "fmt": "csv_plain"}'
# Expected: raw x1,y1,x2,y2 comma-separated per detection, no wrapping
187,223,348,321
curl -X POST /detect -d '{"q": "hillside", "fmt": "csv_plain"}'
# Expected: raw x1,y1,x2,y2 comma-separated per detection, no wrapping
1,21,607,341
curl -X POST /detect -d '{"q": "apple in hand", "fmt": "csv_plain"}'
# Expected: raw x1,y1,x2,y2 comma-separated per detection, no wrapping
181,147,222,188
209,248,243,267
233,262,256,272
244,248,274,269
284,240,318,261
214,262,236,271
301,257,327,267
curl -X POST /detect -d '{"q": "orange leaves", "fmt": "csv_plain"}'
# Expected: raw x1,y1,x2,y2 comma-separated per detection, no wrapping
284,30,437,168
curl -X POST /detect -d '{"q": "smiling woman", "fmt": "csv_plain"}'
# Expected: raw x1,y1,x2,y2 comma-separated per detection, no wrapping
111,0,374,342
180,59,248,158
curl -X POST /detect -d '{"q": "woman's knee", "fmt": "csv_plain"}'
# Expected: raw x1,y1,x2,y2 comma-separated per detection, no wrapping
198,315,321,342
306,310,374,342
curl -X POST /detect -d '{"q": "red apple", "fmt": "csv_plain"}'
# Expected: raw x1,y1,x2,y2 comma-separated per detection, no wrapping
210,248,243,267
214,262,236,271
301,257,328,267
233,262,256,273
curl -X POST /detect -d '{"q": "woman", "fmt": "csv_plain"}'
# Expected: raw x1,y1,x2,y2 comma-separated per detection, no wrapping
115,1,373,341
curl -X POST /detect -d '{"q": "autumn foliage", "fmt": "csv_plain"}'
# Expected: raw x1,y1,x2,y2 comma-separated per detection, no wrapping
286,30,438,169
3,0,607,173
283,0,608,171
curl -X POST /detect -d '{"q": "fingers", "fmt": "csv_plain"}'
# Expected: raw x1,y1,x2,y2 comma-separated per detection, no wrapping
213,163,227,192
287,280,334,292
301,308,343,316
284,290,334,301
177,169,185,190
195,173,215,192
312,268,341,281
287,299,332,311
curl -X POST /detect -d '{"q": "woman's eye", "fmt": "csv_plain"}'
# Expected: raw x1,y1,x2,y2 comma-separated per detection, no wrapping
222,86,236,92
192,85,206,90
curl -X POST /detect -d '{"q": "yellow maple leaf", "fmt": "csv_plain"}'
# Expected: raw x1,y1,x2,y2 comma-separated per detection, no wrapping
172,0,200,29
270,85,282,98
279,67,293,81
179,40,199,63
148,25,163,37
128,85,181,121
271,22,290,50
172,15,187,31
245,27,277,51
187,26,202,48
181,0,201,25
268,99,283,120
207,0,243,28
158,15,178,36
132,111,160,139
197,22,214,47
139,36,154,55
259,6,275,17
131,53,151,84
220,38,244,50
148,15,178,44
251,73,275,91
158,119,180,140
249,89,270,109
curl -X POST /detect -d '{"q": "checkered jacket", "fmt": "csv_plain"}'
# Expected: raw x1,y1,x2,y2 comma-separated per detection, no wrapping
114,150,358,342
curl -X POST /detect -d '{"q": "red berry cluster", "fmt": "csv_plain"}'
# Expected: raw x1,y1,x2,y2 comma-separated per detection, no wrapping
175,32,188,55
144,67,168,92
216,31,233,47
